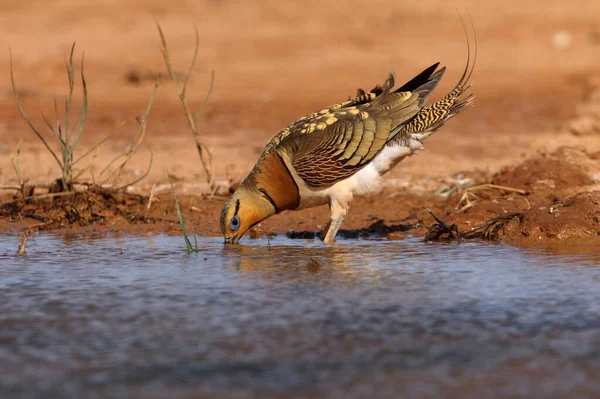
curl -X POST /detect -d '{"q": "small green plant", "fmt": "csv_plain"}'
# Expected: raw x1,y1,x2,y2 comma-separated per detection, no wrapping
9,43,159,193
168,170,199,253
0,140,30,198
11,140,25,189
157,24,216,192
10,43,87,192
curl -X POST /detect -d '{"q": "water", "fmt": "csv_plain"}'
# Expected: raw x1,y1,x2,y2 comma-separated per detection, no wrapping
1,234,600,399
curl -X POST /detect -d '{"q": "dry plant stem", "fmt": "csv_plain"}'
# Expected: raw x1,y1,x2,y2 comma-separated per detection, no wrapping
72,134,115,181
11,140,25,187
10,43,88,191
27,221,56,231
73,123,123,166
115,153,154,191
10,140,29,197
457,191,478,212
424,209,461,242
157,24,216,191
462,212,523,240
10,51,62,170
144,183,157,219
466,184,526,195
73,120,128,184
111,121,148,186
10,43,88,192
18,233,27,255
98,76,160,189
457,183,527,212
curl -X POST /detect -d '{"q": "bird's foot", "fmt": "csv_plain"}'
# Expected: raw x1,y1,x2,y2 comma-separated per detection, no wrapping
322,215,344,245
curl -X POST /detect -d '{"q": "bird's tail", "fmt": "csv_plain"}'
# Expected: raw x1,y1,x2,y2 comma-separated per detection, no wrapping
401,15,477,144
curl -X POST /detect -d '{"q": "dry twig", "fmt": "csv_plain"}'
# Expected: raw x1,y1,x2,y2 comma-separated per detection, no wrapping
17,233,27,255
98,77,160,190
10,43,158,194
144,183,158,219
456,184,527,212
424,209,461,242
10,43,87,191
157,24,216,191
461,212,523,241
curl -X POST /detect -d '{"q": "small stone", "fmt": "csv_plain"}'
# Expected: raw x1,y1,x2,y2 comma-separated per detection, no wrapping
568,116,598,136
552,30,572,50
73,184,88,193
386,231,407,240
249,226,263,239
307,258,321,273
32,186,49,195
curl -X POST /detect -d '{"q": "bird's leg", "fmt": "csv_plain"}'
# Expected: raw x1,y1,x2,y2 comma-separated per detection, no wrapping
322,198,349,244
321,219,332,240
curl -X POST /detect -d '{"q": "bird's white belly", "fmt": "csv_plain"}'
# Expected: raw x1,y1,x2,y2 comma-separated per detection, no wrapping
284,141,422,210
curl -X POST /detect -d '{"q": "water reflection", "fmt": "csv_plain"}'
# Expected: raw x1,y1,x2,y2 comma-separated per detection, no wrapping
228,238,441,275
0,234,599,398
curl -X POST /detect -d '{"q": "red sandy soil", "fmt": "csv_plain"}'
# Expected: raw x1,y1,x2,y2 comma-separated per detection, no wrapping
1,0,600,249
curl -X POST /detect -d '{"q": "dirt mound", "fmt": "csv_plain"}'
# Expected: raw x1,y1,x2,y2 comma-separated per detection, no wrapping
2,147,600,249
1,184,150,230
502,191,600,244
440,147,600,245
491,147,600,201
567,85,600,136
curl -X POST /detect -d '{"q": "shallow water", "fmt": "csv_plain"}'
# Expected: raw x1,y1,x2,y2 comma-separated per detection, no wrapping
1,234,600,399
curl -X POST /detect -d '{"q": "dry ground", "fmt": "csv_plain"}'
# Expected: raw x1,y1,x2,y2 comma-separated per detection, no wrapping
1,0,600,249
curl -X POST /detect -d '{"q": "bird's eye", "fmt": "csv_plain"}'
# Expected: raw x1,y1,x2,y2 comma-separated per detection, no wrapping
229,215,240,231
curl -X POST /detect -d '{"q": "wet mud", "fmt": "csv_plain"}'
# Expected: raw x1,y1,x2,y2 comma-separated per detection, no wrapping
2,147,600,250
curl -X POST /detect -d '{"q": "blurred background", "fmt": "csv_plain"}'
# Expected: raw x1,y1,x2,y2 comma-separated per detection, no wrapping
0,0,599,188
2,5,600,398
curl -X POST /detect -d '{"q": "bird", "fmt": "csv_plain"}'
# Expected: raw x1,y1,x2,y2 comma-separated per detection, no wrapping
221,30,476,245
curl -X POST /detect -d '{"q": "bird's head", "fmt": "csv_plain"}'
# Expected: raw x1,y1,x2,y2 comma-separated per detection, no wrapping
220,186,276,244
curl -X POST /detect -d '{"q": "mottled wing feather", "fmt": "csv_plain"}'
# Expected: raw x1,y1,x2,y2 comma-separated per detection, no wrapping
287,83,423,186
260,96,372,158
258,65,445,188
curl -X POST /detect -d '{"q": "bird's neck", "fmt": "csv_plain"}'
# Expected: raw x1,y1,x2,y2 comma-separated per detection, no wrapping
246,151,300,214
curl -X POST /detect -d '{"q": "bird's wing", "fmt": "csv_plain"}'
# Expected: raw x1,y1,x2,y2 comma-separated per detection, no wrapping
274,66,445,187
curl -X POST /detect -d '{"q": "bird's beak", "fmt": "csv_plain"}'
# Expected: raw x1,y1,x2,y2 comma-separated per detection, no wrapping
224,234,238,244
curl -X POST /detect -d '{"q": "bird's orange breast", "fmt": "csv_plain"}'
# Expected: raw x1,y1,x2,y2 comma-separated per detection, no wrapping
253,152,300,213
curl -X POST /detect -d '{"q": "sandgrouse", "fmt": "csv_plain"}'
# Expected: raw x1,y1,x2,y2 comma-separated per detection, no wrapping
221,39,475,244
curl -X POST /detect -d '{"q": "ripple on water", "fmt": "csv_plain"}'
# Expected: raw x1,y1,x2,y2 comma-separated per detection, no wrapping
0,234,599,398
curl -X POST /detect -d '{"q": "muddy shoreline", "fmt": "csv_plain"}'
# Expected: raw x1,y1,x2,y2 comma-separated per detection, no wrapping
2,147,599,252
1,1,600,252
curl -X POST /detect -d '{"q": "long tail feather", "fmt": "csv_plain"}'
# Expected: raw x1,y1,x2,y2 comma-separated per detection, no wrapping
398,12,477,142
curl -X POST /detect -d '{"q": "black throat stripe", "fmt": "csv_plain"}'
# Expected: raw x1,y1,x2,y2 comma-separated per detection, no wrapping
259,188,279,214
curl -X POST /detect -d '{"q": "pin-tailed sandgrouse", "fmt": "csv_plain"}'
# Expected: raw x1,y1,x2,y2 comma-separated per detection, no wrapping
221,35,475,244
